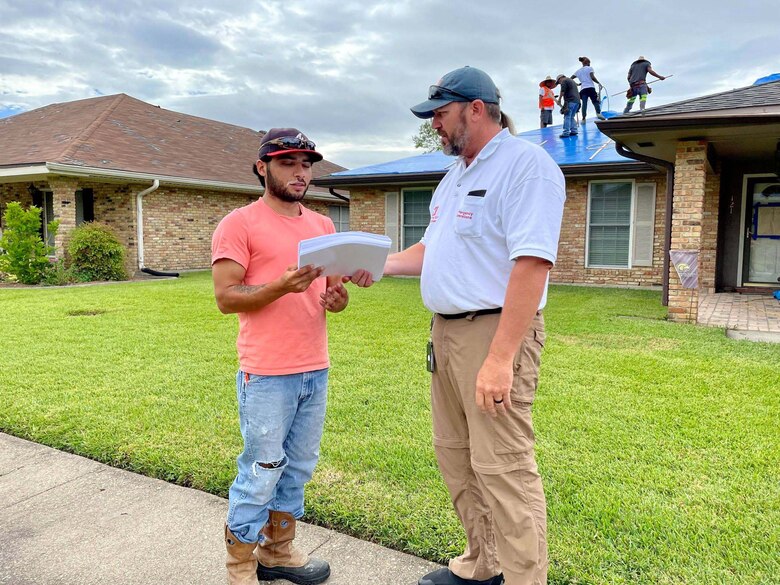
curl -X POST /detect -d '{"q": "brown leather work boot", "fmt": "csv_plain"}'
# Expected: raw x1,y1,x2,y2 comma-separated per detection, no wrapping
255,511,330,585
225,525,259,585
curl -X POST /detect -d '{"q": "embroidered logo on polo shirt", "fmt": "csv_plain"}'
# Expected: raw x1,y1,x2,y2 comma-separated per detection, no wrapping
431,205,440,223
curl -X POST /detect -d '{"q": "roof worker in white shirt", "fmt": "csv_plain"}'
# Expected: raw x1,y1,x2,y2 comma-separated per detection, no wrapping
351,66,566,585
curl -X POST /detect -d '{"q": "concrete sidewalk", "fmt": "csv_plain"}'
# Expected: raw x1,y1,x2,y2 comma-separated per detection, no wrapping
0,433,439,585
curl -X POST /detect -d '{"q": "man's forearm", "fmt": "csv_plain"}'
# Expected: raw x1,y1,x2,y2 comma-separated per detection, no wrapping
649,68,664,80
486,257,551,363
216,281,285,314
385,242,425,276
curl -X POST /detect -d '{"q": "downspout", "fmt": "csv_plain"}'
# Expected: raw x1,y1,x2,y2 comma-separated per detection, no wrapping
615,142,674,306
328,187,350,202
136,180,179,278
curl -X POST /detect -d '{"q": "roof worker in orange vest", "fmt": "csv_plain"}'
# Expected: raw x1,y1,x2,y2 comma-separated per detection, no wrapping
538,76,557,128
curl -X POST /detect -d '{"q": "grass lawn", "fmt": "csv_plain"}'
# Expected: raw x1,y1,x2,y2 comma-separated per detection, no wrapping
1,272,778,584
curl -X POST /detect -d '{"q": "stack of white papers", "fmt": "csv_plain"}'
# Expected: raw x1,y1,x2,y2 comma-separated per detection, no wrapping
298,231,392,281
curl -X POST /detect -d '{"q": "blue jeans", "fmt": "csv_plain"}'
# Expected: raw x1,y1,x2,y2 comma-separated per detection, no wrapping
562,101,580,136
227,368,328,544
579,87,601,119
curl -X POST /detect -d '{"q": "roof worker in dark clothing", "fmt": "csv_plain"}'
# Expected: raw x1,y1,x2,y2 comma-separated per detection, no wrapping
572,56,606,124
555,73,580,138
624,55,666,113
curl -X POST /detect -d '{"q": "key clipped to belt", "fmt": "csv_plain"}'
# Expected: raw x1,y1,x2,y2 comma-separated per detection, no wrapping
426,315,436,373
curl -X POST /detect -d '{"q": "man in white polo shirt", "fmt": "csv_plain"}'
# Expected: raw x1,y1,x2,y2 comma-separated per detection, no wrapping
353,66,565,585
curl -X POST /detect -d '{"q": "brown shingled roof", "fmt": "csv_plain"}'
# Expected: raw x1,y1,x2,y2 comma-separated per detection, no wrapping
617,79,780,119
0,94,346,193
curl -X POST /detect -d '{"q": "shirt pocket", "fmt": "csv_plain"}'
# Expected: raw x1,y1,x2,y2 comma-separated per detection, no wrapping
454,194,486,238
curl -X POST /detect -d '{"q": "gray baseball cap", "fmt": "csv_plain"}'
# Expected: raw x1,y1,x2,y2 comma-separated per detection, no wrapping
411,66,501,119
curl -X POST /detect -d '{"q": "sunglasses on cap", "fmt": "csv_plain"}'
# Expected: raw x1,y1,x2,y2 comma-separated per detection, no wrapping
263,136,317,151
427,85,474,102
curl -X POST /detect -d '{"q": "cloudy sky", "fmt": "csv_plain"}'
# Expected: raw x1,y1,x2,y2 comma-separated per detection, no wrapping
1,0,779,169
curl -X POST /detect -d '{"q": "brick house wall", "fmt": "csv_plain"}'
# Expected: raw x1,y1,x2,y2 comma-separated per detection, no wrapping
0,183,34,210
88,182,137,274
346,174,669,288
138,185,256,272
1,177,343,276
553,174,667,287
700,166,721,293
305,200,332,217
101,185,342,273
345,188,386,234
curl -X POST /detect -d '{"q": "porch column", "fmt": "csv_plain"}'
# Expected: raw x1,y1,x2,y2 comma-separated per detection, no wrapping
49,177,79,259
668,140,708,323
700,167,721,293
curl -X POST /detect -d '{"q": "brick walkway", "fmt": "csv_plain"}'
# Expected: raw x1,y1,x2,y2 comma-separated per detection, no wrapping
698,292,780,332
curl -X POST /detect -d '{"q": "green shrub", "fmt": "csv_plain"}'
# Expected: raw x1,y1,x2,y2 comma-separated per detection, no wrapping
0,202,59,285
40,259,77,286
67,222,128,281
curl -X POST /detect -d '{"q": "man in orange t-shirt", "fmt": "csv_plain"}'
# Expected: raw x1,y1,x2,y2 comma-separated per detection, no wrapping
212,128,348,585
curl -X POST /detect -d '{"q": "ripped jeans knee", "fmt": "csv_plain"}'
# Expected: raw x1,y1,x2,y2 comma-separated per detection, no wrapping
249,453,288,494
254,457,286,473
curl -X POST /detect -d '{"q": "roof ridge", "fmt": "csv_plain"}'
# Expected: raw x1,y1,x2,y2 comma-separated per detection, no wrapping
58,94,127,161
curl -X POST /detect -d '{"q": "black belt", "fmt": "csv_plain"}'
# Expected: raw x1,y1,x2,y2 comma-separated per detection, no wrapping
437,307,502,320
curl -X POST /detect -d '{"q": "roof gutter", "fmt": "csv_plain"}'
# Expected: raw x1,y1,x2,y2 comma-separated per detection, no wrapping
313,162,654,188
313,171,448,188
615,142,674,306
0,163,343,202
45,163,263,193
597,114,780,133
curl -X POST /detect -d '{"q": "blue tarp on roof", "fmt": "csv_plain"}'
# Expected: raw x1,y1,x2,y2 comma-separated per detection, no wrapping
754,73,780,86
331,119,627,178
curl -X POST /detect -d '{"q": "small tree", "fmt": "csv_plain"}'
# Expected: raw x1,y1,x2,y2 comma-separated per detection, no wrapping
0,202,58,284
67,222,128,281
412,120,442,153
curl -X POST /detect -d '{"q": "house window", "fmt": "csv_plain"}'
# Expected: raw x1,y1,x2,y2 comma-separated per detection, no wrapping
402,188,432,249
587,181,656,268
328,205,349,232
32,189,55,249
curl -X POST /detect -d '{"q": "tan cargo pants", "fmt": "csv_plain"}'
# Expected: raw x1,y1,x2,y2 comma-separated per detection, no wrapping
431,311,547,585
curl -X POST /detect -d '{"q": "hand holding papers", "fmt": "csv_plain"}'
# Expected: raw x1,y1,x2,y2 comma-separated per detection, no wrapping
298,232,391,281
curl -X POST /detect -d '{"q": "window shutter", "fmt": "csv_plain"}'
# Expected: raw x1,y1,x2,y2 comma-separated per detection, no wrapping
385,192,399,252
82,188,94,222
76,189,84,225
632,183,656,266
328,205,341,232
342,206,350,232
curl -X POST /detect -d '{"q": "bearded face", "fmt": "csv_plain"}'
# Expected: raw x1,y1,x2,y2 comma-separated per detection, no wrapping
262,154,312,203
440,104,470,157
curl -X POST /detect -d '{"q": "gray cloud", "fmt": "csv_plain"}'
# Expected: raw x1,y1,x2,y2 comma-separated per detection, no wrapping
0,0,779,168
